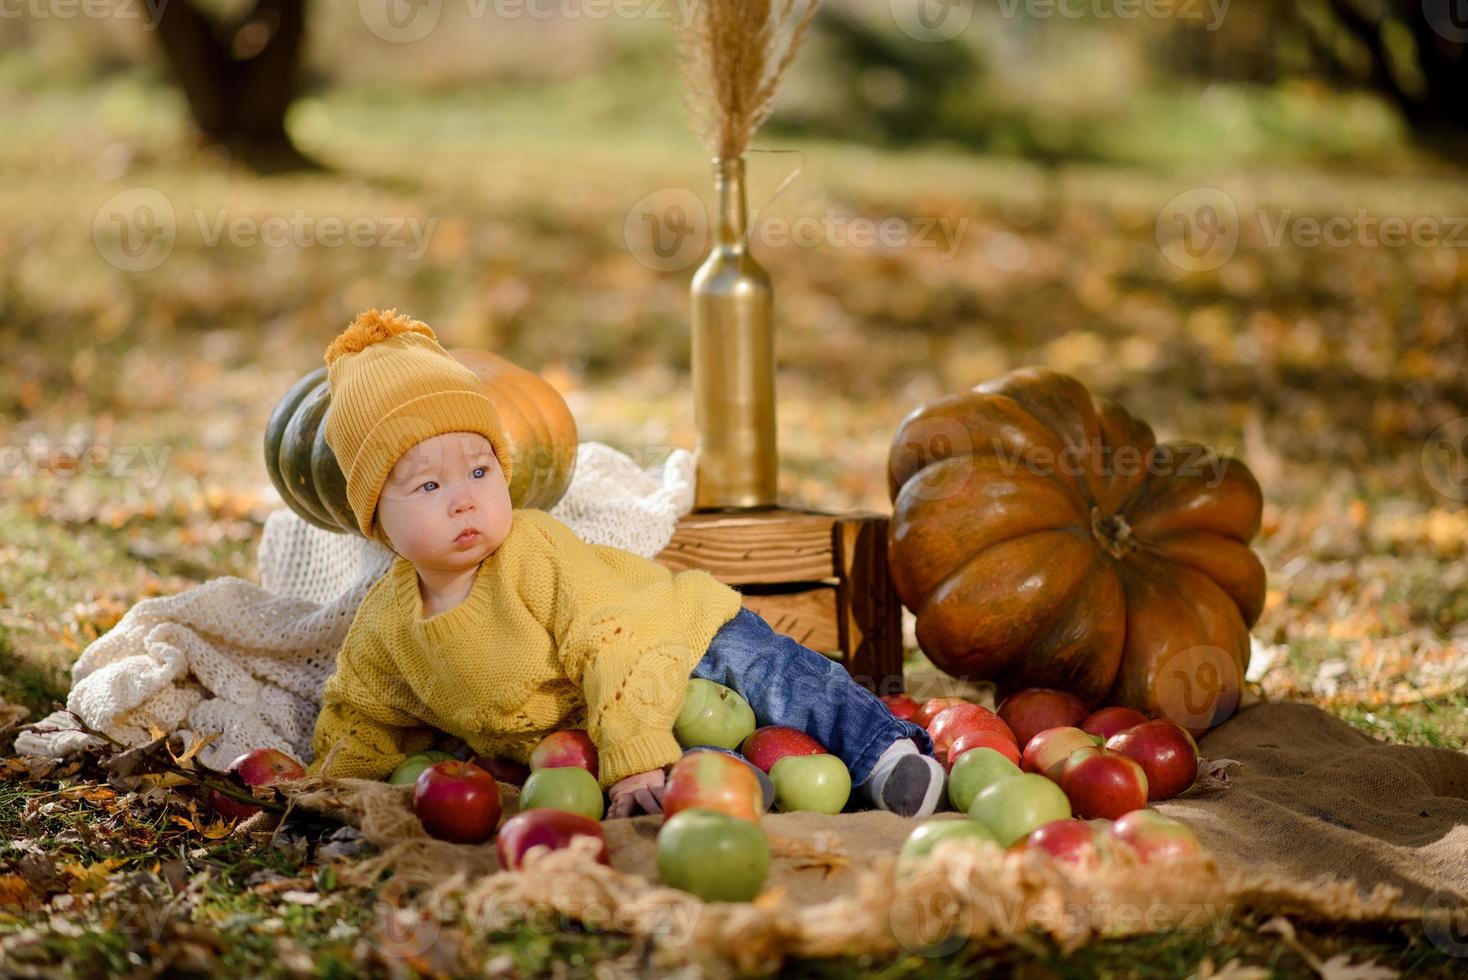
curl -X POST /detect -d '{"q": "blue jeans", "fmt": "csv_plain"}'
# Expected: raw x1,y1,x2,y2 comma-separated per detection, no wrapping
691,607,934,786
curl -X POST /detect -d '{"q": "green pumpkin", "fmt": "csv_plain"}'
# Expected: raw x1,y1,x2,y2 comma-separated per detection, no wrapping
263,351,579,536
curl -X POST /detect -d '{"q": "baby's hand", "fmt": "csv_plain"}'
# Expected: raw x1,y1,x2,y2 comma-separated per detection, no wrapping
607,768,666,819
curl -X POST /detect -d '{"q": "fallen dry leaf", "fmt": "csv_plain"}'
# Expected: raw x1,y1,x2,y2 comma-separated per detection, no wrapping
1316,955,1399,980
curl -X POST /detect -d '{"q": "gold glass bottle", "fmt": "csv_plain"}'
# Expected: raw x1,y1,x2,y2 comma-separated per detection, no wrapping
690,156,778,511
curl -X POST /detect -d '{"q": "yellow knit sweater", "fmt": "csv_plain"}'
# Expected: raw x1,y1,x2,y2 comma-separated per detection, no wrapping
307,508,745,789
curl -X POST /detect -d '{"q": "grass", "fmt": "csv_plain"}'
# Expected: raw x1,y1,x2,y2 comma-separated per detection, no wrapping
1336,694,1468,750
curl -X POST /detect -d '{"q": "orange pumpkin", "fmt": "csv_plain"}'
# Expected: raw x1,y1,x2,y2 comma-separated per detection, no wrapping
265,348,578,534
886,368,1265,733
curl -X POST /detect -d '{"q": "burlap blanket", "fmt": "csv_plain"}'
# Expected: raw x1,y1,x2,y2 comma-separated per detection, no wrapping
268,671,1468,973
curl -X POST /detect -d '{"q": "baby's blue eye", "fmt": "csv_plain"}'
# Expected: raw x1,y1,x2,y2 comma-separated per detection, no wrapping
419,481,438,492
472,467,486,479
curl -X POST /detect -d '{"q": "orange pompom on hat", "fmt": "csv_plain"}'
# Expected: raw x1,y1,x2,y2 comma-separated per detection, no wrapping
323,309,513,539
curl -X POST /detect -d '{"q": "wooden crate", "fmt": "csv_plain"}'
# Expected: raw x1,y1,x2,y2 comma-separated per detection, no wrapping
653,507,906,695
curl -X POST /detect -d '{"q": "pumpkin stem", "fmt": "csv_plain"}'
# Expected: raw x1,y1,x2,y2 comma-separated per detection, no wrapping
1091,507,1134,559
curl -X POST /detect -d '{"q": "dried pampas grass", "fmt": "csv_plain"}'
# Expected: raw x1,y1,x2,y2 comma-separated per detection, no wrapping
674,0,821,160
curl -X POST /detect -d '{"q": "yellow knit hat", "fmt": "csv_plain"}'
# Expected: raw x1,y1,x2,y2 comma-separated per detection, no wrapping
323,309,514,540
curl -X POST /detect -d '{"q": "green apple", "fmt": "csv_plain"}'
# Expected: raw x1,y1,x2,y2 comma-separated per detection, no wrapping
947,746,1022,813
898,818,999,880
657,808,770,902
674,679,756,750
768,754,851,814
519,766,605,821
387,750,457,787
967,773,1071,847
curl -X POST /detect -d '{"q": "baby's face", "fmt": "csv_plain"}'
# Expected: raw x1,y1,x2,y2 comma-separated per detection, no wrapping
375,431,512,574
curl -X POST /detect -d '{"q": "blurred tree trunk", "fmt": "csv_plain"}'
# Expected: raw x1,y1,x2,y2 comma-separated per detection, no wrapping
154,0,314,171
1300,0,1467,144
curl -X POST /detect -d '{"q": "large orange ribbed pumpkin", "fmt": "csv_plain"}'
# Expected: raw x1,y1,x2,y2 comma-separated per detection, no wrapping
265,348,578,534
886,368,1265,733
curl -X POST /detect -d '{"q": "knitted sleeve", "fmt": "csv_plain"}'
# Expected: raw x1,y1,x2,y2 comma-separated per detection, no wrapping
570,621,691,789
307,623,439,781
526,517,698,789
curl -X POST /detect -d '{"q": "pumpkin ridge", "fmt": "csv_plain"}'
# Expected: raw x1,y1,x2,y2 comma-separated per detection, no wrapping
989,392,1102,512
915,528,1096,678
1007,547,1125,701
919,523,1093,611
1143,530,1267,626
1147,560,1250,719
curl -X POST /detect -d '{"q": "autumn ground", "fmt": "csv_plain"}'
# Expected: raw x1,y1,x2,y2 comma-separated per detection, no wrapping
2,44,1468,978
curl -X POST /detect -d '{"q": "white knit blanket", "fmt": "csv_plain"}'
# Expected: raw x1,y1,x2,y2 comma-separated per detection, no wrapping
13,442,696,772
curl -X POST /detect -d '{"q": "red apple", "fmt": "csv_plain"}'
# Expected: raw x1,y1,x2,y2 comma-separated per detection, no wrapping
232,748,308,785
1080,706,1150,741
1025,819,1107,869
927,704,1015,759
412,760,503,844
663,750,764,824
739,726,826,773
496,808,610,872
1105,720,1200,801
1020,727,1103,781
529,730,599,777
946,729,1021,770
1109,809,1203,863
208,748,307,821
914,697,969,729
1058,746,1149,820
997,689,1089,751
206,789,262,823
470,755,532,786
881,694,920,721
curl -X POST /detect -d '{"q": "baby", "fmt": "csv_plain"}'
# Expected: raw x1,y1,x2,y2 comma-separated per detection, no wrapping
307,309,944,818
